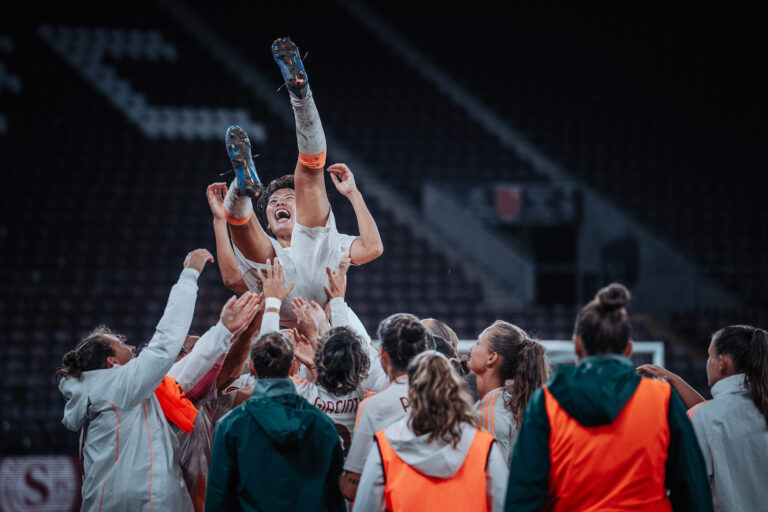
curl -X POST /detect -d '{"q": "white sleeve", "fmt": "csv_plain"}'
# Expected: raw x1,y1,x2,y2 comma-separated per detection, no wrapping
362,345,389,394
486,442,509,512
258,297,281,337
106,268,200,409
167,322,233,392
345,404,376,473
689,411,714,484
329,297,350,328
330,300,373,346
351,442,386,512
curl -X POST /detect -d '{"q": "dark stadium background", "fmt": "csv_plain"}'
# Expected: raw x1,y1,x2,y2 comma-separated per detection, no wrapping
0,1,764,507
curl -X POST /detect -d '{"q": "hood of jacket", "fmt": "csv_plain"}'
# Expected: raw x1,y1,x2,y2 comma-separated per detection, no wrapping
244,378,320,450
383,417,479,479
59,374,92,431
546,354,641,427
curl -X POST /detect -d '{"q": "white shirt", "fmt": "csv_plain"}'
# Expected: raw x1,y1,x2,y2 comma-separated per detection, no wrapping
291,376,364,455
233,210,357,326
344,376,410,474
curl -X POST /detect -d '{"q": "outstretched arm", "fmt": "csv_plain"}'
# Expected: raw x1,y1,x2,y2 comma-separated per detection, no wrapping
207,182,248,293
637,364,706,409
109,249,211,410
327,164,383,265
217,304,263,392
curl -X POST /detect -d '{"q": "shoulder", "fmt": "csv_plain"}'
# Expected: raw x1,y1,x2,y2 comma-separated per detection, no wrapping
213,403,249,434
686,398,714,420
290,375,316,392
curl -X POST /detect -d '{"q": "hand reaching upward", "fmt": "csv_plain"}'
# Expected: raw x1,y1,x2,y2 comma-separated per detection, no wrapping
206,183,228,221
327,164,358,198
256,258,295,301
183,249,214,273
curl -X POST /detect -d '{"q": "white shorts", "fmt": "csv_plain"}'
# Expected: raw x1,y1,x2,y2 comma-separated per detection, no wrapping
233,210,357,327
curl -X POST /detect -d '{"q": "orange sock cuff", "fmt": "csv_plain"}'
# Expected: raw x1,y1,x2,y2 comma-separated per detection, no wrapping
224,209,253,226
299,148,327,170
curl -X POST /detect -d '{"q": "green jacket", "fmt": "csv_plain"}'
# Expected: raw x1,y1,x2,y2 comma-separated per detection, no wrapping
205,378,345,512
505,354,713,511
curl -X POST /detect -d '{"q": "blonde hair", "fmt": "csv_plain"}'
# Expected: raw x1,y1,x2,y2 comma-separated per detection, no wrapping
407,351,482,447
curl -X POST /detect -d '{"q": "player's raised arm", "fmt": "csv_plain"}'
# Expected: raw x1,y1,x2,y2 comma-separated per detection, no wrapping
327,163,383,265
206,182,249,293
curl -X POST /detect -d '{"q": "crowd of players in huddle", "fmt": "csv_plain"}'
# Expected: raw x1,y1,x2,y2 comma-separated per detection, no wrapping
56,37,768,511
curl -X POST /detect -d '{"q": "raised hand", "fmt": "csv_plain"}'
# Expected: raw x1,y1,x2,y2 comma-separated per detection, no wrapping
256,258,295,301
292,328,318,371
324,261,348,301
206,182,229,221
327,163,358,198
219,292,261,337
636,364,675,381
337,251,351,275
292,296,330,340
183,248,214,273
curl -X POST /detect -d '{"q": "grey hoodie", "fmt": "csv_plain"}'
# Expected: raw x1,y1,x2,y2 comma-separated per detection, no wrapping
352,417,508,512
59,268,200,512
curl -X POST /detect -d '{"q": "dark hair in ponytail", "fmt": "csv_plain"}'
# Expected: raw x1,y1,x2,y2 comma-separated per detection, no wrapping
56,325,119,382
377,313,429,372
250,332,294,379
486,321,550,427
574,283,632,355
712,325,768,429
315,327,370,395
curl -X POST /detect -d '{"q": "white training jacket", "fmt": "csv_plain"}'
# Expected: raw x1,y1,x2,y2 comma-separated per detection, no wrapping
59,268,229,512
688,373,768,512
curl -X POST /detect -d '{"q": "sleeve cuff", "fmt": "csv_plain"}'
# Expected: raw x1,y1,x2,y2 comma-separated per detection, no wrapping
215,320,235,340
180,268,201,280
264,297,282,311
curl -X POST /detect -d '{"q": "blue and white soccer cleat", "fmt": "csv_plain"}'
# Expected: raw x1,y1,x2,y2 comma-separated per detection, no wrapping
226,125,263,198
272,37,309,99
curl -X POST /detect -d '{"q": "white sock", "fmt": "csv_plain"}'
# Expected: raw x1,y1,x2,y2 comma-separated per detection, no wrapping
224,183,252,222
290,89,326,158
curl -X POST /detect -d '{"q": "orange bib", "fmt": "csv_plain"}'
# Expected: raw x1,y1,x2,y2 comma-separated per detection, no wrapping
375,427,493,512
544,378,673,511
155,376,198,434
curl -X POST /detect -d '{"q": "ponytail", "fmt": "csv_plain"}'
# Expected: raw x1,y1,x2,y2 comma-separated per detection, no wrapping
487,321,550,427
712,325,768,429
745,329,768,428
56,326,118,382
378,313,429,372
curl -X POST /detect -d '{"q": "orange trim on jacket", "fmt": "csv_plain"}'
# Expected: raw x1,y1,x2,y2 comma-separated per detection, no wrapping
544,377,673,511
375,428,494,512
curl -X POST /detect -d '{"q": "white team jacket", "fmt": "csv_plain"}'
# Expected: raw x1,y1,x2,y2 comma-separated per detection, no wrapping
59,268,205,512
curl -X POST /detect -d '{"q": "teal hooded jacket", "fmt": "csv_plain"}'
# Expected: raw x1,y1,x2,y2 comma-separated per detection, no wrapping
205,378,345,511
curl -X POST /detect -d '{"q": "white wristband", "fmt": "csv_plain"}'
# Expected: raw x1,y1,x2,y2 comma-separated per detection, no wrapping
265,297,282,311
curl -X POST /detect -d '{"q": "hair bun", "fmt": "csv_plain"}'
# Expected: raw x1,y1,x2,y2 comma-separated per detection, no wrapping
597,283,631,312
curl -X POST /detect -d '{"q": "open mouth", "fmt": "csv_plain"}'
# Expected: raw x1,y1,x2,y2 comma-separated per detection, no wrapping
275,208,292,222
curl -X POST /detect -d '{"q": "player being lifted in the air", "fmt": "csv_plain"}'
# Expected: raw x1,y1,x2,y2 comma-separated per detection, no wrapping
209,37,383,328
